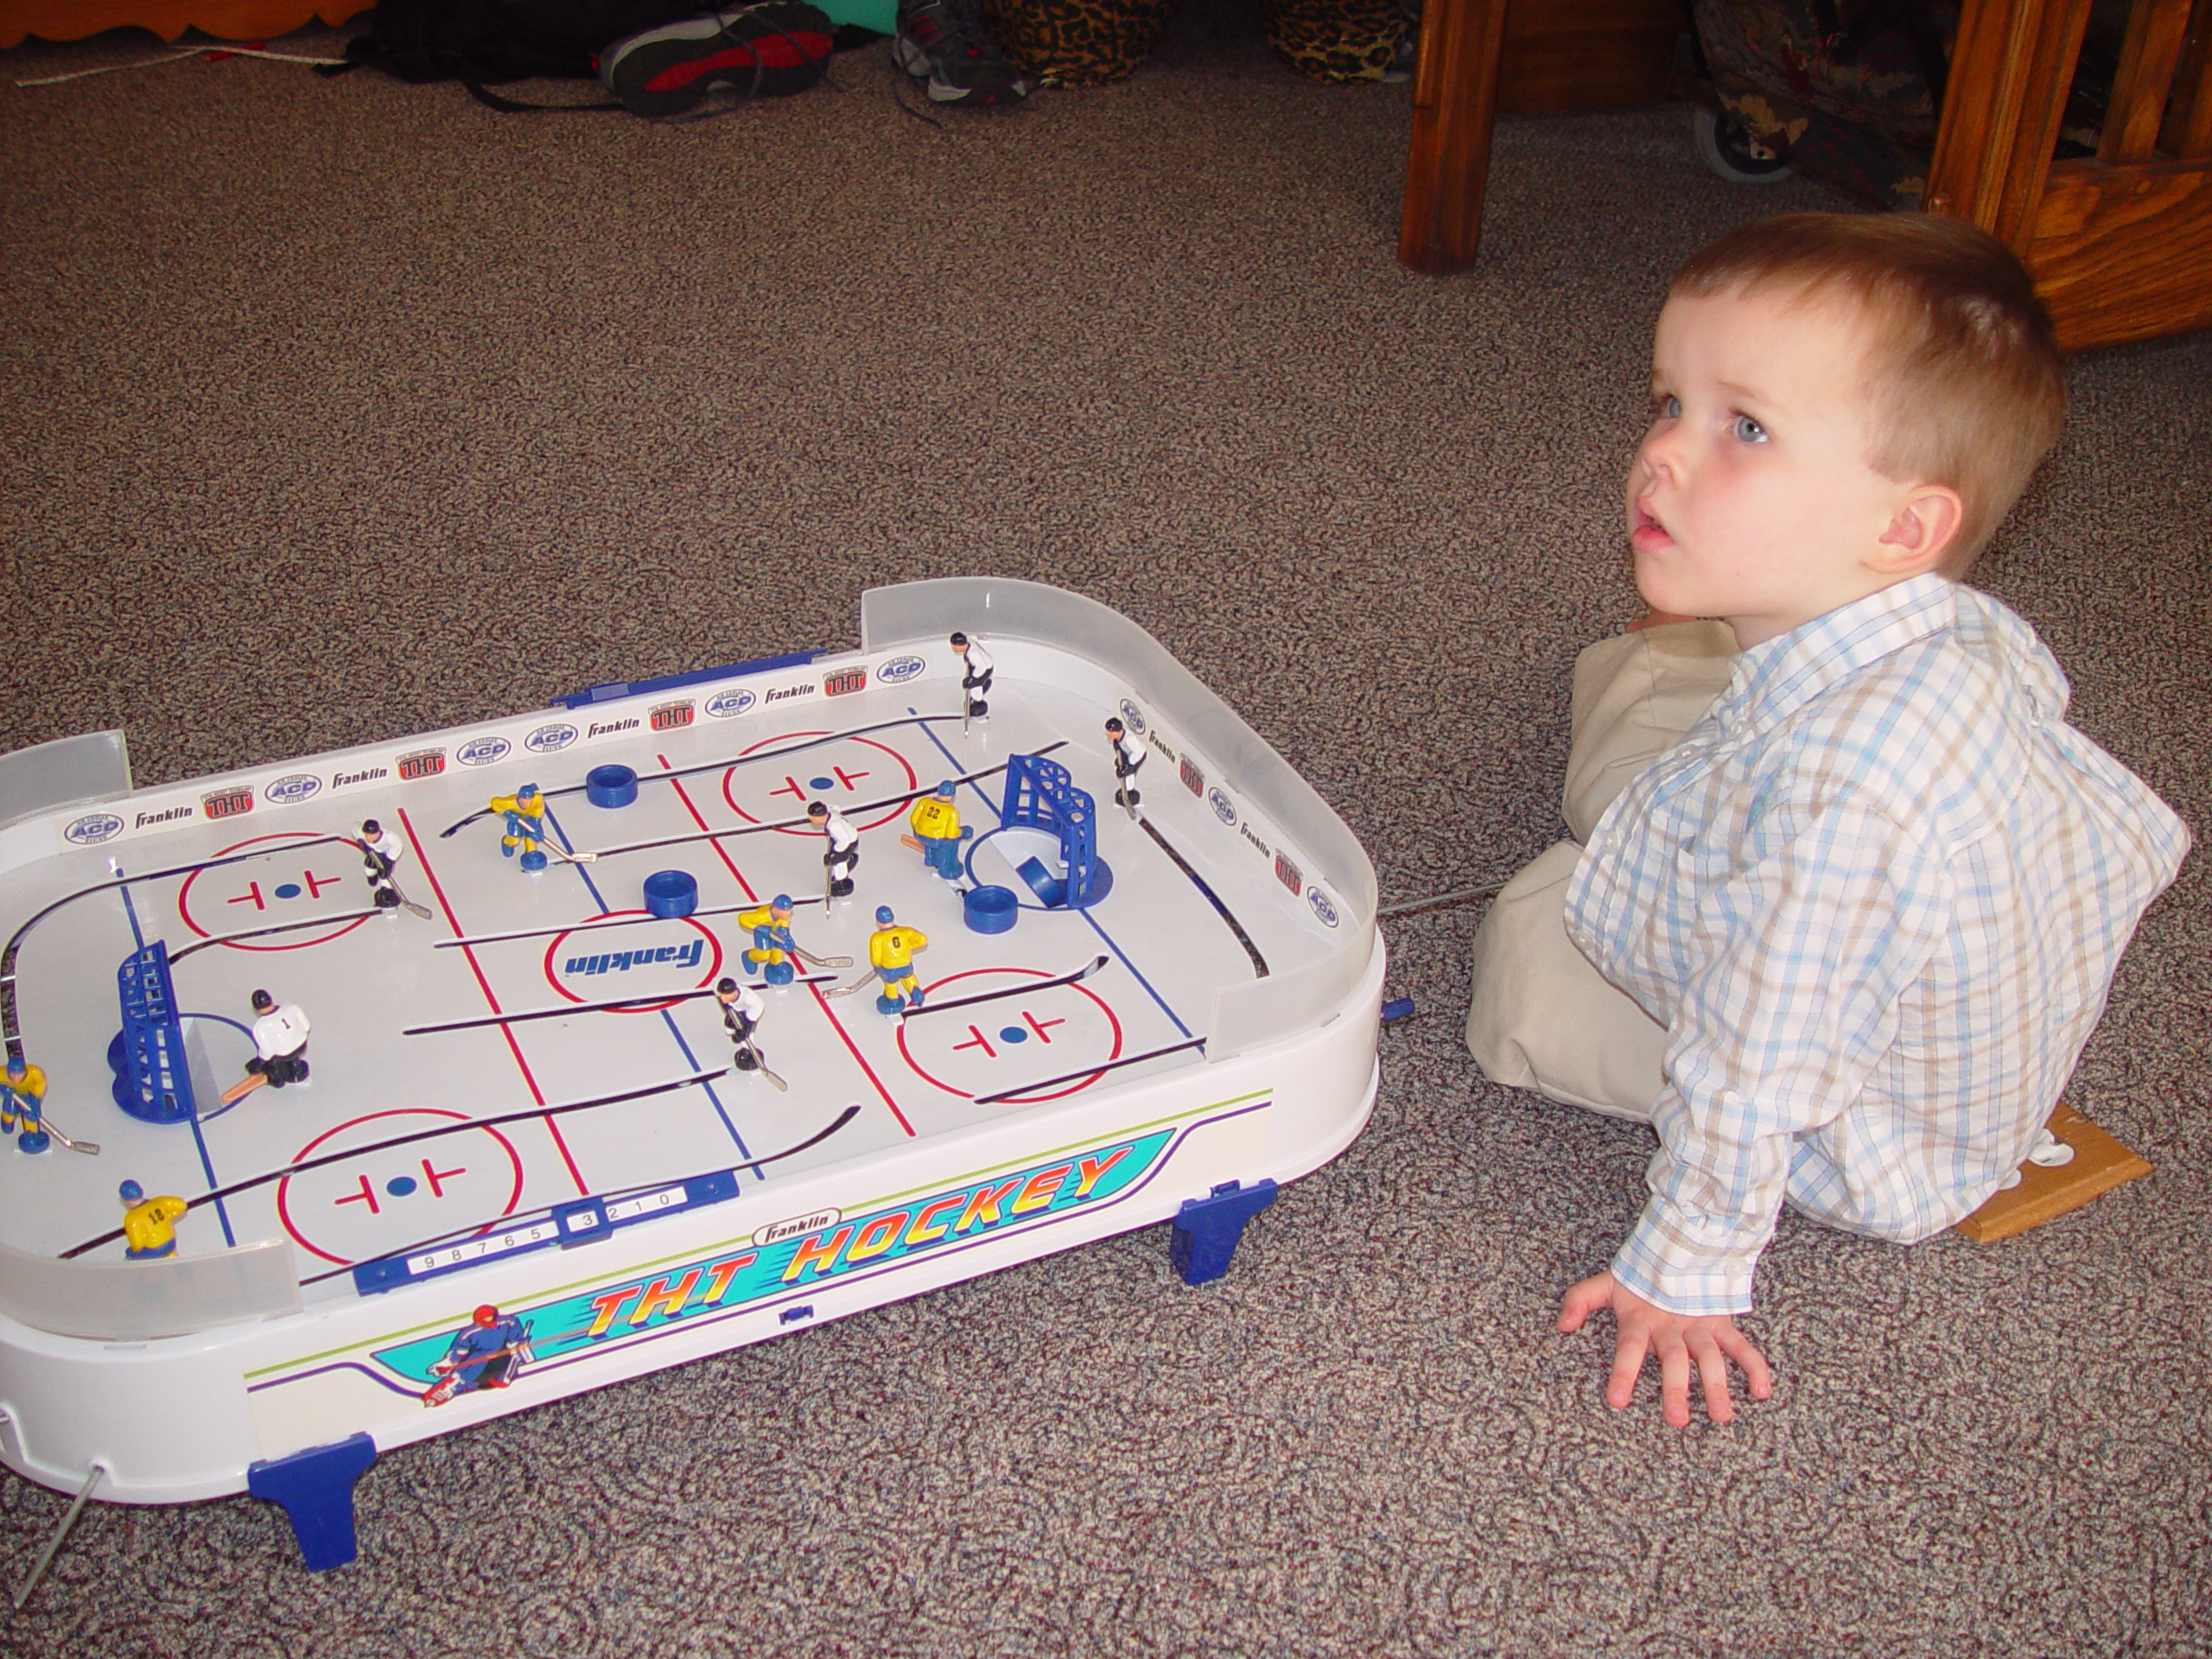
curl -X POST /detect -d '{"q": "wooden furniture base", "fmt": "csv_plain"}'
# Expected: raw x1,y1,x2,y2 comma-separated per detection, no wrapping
1952,1100,2153,1243
1402,0,1683,272
0,2,365,49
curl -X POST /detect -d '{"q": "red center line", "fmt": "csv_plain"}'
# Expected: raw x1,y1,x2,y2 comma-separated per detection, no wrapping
662,755,915,1138
397,807,590,1196
661,755,760,906
808,980,913,1135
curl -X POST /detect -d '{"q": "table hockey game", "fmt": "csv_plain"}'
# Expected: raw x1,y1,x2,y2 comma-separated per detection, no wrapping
0,578,1382,1569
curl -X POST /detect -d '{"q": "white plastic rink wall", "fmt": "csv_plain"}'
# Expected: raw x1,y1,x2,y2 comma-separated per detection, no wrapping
0,578,1383,1554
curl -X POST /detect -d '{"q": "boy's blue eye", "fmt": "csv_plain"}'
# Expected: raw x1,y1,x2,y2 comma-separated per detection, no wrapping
1732,414,1768,442
1656,395,1680,420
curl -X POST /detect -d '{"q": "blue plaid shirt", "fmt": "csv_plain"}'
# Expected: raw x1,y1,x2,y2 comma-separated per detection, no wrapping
1567,575,2190,1314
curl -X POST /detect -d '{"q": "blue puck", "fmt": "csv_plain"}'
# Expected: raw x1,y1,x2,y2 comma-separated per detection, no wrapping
643,869,698,918
587,764,639,809
1015,856,1066,908
963,885,1018,935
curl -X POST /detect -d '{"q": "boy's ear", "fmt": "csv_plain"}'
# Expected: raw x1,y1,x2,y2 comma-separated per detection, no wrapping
1873,485,1966,574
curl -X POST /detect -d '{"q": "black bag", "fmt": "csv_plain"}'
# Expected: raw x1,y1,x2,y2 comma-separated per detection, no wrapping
318,0,704,110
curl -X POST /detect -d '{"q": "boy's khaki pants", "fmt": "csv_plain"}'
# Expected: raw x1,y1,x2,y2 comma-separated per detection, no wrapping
1465,621,1736,1122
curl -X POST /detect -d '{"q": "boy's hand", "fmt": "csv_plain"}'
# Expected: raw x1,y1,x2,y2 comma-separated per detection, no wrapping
1557,1271,1772,1427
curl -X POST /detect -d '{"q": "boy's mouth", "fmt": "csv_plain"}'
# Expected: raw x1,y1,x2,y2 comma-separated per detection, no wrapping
1630,501,1671,553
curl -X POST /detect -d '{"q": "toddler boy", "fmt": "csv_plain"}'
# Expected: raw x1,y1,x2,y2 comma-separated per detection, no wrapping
1465,213,2190,1427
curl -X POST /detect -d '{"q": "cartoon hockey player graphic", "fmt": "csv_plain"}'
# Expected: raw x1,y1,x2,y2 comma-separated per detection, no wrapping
422,1304,534,1408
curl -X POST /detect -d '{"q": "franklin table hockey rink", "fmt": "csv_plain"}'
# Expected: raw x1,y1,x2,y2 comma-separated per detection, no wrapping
0,578,1382,1570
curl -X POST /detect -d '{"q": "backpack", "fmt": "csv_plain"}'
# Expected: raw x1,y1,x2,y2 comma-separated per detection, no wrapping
318,0,705,110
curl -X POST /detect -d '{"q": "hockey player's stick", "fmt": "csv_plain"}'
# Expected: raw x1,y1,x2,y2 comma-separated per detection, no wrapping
792,945,853,969
383,880,434,921
747,1044,788,1092
34,1118,99,1156
970,1036,1209,1106
219,1073,267,1106
903,956,1109,1020
352,838,434,918
540,840,599,865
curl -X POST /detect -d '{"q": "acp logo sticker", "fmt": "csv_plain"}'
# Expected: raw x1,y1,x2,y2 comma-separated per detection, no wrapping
264,773,322,806
457,735,512,767
64,812,125,846
1116,700,1147,735
1207,787,1237,827
705,687,757,720
1307,888,1341,929
526,722,578,754
876,653,926,684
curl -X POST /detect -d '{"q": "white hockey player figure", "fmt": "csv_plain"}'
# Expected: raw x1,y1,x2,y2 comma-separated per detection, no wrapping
950,631,993,724
715,976,768,1071
246,989,311,1089
359,818,405,910
1105,717,1146,812
807,800,861,898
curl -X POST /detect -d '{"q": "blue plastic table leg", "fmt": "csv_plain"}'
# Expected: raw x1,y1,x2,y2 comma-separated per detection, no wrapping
247,1433,378,1570
1170,1179,1278,1285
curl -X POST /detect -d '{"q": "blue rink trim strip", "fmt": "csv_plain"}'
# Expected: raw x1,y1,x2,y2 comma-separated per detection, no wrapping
543,806,751,1166
915,714,1194,1041
558,648,820,709
315,1103,861,1294
117,875,238,1247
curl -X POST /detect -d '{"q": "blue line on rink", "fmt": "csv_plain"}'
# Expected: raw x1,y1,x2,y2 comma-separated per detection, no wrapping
118,871,237,1247
116,868,145,953
912,712,1194,1041
542,805,752,1166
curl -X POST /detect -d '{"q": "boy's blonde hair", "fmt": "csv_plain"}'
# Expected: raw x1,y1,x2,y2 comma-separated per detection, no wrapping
1672,213,2065,570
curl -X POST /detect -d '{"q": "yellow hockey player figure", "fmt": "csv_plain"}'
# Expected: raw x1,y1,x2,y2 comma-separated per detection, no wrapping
491,783,550,872
868,906,929,1017
738,893,801,986
118,1179,190,1259
906,781,973,882
2,1054,51,1154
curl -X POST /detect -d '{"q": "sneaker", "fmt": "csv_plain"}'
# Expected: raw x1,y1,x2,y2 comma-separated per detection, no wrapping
600,3,835,119
893,0,1033,106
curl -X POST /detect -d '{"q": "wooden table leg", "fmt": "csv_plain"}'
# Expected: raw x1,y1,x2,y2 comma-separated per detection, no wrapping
1399,0,1512,273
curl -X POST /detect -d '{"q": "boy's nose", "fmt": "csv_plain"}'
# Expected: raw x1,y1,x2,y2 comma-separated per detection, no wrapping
1635,427,1683,482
